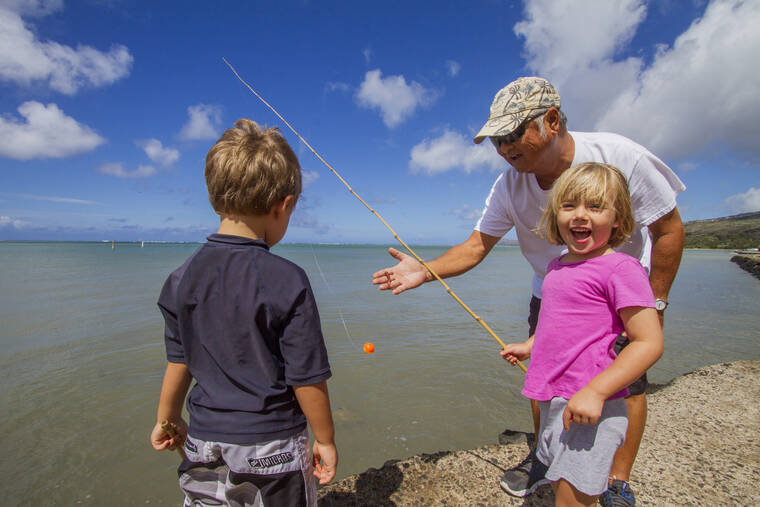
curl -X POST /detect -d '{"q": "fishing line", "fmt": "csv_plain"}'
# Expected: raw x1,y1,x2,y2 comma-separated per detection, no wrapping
310,244,359,350
223,57,527,373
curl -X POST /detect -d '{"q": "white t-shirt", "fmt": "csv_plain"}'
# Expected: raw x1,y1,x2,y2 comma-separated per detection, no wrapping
474,131,686,298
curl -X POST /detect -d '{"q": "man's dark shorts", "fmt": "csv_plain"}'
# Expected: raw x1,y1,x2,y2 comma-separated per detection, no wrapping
528,296,648,396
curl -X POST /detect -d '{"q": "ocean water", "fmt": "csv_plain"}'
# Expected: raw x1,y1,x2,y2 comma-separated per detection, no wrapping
0,241,757,505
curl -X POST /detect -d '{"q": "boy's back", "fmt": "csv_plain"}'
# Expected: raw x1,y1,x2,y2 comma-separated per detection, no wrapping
159,233,331,444
150,119,337,505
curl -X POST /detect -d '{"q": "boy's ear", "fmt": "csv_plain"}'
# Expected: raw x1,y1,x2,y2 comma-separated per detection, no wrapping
273,195,295,216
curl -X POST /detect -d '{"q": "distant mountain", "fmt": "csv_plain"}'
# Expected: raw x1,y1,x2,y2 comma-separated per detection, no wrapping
683,211,760,249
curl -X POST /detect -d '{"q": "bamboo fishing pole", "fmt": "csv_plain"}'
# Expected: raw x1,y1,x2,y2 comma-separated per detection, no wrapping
160,420,187,460
223,57,527,374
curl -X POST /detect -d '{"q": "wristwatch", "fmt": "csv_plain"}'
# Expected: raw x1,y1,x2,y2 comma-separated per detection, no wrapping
655,298,669,312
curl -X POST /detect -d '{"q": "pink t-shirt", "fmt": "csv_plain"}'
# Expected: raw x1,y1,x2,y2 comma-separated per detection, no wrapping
522,252,655,402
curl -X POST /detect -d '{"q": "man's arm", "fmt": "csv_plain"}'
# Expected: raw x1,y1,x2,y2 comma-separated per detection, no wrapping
647,207,685,320
372,230,501,294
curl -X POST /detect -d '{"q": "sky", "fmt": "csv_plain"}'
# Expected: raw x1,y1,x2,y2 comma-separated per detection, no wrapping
0,0,758,244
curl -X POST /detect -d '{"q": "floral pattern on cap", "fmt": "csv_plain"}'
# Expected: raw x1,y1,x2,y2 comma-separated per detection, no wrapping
473,77,560,144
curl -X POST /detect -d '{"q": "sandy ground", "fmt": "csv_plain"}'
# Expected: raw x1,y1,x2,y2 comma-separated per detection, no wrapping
318,360,760,506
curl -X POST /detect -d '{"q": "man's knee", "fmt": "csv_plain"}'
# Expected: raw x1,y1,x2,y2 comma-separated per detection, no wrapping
624,393,647,426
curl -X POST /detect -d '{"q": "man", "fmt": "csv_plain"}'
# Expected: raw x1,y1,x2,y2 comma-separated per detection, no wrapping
372,77,685,506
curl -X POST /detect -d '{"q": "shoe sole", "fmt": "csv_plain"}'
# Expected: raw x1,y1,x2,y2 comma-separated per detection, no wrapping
500,477,550,497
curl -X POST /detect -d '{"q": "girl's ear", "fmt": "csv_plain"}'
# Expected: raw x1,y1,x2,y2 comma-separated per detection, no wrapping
610,211,621,244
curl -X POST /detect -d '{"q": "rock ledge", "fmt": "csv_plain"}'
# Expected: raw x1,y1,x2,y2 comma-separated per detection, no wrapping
318,361,760,506
731,253,760,280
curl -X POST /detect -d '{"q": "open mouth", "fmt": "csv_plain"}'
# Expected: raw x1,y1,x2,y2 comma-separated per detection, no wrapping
570,228,591,241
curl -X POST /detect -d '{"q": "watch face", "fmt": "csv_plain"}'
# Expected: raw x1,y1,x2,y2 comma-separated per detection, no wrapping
655,299,668,311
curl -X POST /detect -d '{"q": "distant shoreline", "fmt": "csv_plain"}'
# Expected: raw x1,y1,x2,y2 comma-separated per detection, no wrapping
0,239,749,251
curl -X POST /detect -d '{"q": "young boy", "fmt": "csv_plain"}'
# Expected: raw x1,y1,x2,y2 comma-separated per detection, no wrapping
149,119,337,506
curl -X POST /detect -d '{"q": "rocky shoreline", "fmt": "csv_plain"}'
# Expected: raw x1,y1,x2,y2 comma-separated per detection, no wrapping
731,253,760,280
318,361,760,505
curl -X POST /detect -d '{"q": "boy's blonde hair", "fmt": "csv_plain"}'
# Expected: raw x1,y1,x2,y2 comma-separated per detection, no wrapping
539,162,634,248
205,119,302,215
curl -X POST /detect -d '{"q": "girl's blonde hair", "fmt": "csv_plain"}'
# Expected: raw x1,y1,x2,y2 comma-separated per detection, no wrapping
205,119,301,216
539,162,634,248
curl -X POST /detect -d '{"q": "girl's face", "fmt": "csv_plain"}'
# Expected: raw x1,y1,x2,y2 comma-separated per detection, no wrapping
556,197,619,261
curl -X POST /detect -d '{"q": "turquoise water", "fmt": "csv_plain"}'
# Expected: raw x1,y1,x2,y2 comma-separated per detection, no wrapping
0,242,757,504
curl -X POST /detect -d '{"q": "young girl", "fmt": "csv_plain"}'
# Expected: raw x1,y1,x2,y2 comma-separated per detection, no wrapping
501,162,664,506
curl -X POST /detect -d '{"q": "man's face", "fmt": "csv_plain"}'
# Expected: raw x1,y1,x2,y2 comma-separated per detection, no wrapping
493,113,556,174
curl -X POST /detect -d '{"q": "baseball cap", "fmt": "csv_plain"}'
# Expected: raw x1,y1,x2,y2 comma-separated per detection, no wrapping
473,77,561,144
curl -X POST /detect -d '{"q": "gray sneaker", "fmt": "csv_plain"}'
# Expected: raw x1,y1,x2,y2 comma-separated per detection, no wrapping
499,450,550,497
599,479,636,506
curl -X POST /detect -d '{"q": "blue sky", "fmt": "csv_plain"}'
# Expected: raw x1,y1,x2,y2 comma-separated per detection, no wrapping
1,0,758,244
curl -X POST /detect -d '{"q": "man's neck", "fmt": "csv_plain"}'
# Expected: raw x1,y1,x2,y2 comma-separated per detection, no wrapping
535,131,575,190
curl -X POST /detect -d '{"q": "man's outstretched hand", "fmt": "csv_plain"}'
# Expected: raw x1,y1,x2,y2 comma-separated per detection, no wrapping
371,247,428,294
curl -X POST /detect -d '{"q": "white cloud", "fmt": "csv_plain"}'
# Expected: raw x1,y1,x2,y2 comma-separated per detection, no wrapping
0,215,29,229
290,209,330,234
12,193,101,205
515,0,645,86
325,81,350,93
451,204,482,221
138,139,179,167
445,60,461,77
0,101,105,159
1,0,62,17
302,170,319,188
355,69,437,128
514,0,646,130
0,2,133,94
179,104,222,140
725,187,760,214
514,0,760,161
596,0,760,160
409,129,504,175
362,48,372,64
97,162,156,179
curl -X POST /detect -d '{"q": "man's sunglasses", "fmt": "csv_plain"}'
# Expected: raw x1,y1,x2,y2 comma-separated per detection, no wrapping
490,112,544,149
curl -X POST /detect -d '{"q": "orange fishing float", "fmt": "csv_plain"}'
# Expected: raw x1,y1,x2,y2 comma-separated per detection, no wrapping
363,343,375,354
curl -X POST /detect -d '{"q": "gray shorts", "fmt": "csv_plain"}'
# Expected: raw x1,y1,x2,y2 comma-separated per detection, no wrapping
536,397,628,496
178,428,316,507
